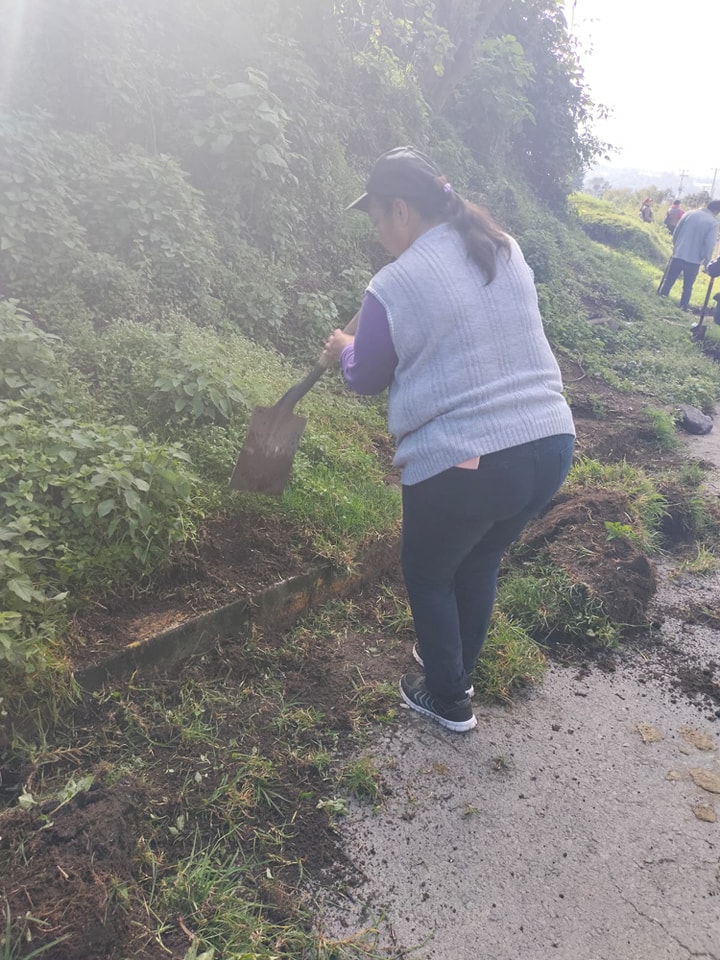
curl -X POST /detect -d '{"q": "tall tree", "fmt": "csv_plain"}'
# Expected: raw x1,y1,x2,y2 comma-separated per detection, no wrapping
427,0,509,112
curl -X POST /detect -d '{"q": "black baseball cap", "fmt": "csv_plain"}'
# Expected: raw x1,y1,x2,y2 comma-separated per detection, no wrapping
347,146,443,212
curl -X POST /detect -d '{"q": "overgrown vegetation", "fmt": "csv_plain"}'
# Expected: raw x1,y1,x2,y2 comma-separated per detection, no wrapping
3,0,720,690
3,1,720,957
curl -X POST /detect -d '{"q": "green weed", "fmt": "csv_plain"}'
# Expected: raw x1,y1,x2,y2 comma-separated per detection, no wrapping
566,458,667,547
676,545,719,576
340,757,383,802
1,902,68,960
645,408,679,450
496,566,619,648
349,677,399,727
473,611,547,702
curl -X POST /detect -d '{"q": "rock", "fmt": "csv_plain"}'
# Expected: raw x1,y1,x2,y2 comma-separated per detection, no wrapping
677,404,714,435
691,803,717,822
689,768,720,793
637,722,663,743
679,727,717,751
587,316,621,331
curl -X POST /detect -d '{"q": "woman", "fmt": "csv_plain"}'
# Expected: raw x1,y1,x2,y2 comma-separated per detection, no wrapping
324,146,575,733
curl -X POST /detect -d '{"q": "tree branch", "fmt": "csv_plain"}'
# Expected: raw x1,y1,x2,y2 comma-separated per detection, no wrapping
428,0,509,114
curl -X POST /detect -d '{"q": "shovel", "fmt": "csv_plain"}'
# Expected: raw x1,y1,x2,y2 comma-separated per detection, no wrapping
691,275,715,341
229,313,359,495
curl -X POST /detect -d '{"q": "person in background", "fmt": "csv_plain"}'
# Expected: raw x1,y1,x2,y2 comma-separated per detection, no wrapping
658,200,720,311
323,146,575,733
640,198,654,222
663,199,684,235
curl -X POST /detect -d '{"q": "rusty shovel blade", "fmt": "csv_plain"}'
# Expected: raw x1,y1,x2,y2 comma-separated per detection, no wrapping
229,403,308,496
229,313,359,496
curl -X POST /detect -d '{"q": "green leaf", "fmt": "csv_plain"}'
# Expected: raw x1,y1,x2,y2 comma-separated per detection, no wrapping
123,487,142,512
97,498,116,517
7,577,41,603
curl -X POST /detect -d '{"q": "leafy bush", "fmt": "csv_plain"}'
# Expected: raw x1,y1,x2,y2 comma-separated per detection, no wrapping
0,295,403,681
0,116,219,326
0,396,199,674
516,225,563,284
0,301,64,402
2,402,198,582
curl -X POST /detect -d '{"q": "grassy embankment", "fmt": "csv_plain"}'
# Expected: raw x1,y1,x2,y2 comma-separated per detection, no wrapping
3,194,720,960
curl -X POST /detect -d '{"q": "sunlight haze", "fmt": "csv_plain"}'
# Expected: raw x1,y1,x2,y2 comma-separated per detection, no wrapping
565,0,720,183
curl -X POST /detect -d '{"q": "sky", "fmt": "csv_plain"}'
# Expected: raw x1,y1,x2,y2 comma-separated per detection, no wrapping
563,0,720,181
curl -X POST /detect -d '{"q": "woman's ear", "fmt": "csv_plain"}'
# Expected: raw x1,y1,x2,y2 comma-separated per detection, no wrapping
392,198,410,224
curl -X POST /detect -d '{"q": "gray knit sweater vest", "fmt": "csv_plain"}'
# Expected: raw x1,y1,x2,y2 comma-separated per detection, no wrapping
368,223,575,484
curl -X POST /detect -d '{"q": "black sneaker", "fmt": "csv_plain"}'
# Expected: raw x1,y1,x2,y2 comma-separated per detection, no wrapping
412,644,474,697
399,673,477,733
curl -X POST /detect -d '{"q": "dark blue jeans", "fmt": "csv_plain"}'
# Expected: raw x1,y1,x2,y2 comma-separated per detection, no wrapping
401,434,575,701
659,257,701,309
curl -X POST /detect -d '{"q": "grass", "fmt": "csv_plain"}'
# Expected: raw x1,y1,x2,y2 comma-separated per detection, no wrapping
473,613,547,703
1,902,69,960
676,545,719,576
0,570,594,958
565,457,668,548
3,583,433,958
340,756,383,802
4,191,720,956
496,566,619,648
645,407,679,450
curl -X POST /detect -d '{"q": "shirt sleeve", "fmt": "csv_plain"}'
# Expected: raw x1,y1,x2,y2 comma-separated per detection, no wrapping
340,291,398,395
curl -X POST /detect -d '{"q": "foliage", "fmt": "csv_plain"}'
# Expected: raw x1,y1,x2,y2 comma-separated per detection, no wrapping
447,34,533,166
0,115,218,326
497,565,619,646
569,193,667,265
473,611,546,702
2,0,720,692
0,311,202,675
76,318,252,434
0,397,197,593
565,458,667,546
0,302,65,403
491,0,609,207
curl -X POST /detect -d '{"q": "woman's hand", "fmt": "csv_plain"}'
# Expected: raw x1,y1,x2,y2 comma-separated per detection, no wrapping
323,329,355,363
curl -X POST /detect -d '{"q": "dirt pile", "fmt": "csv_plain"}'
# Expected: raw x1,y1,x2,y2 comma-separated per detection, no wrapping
518,488,657,627
0,777,149,959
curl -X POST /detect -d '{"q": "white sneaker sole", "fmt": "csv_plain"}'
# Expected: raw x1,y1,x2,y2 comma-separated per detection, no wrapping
399,682,477,733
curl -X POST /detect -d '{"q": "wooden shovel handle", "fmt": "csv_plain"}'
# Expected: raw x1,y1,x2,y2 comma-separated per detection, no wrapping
317,310,360,369
276,310,361,410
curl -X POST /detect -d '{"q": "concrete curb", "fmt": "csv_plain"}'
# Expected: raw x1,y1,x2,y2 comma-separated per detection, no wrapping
75,536,399,692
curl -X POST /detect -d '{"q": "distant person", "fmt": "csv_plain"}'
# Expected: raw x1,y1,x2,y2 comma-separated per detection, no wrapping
663,199,684,235
658,200,720,311
639,198,654,222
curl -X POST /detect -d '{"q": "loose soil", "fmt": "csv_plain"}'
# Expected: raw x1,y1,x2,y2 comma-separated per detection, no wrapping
2,367,720,959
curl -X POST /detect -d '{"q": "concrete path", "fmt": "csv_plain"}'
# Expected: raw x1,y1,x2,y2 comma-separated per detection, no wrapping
318,424,720,960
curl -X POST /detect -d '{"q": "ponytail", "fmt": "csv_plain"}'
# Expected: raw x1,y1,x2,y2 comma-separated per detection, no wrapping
374,180,511,283
444,193,511,283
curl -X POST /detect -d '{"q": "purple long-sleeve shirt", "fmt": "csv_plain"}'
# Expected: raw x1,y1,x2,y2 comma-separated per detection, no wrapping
340,292,398,394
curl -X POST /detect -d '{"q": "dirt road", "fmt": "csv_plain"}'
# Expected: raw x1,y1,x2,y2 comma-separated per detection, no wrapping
318,423,720,960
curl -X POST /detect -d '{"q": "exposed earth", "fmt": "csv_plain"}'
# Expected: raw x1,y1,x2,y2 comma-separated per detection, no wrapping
2,368,720,959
